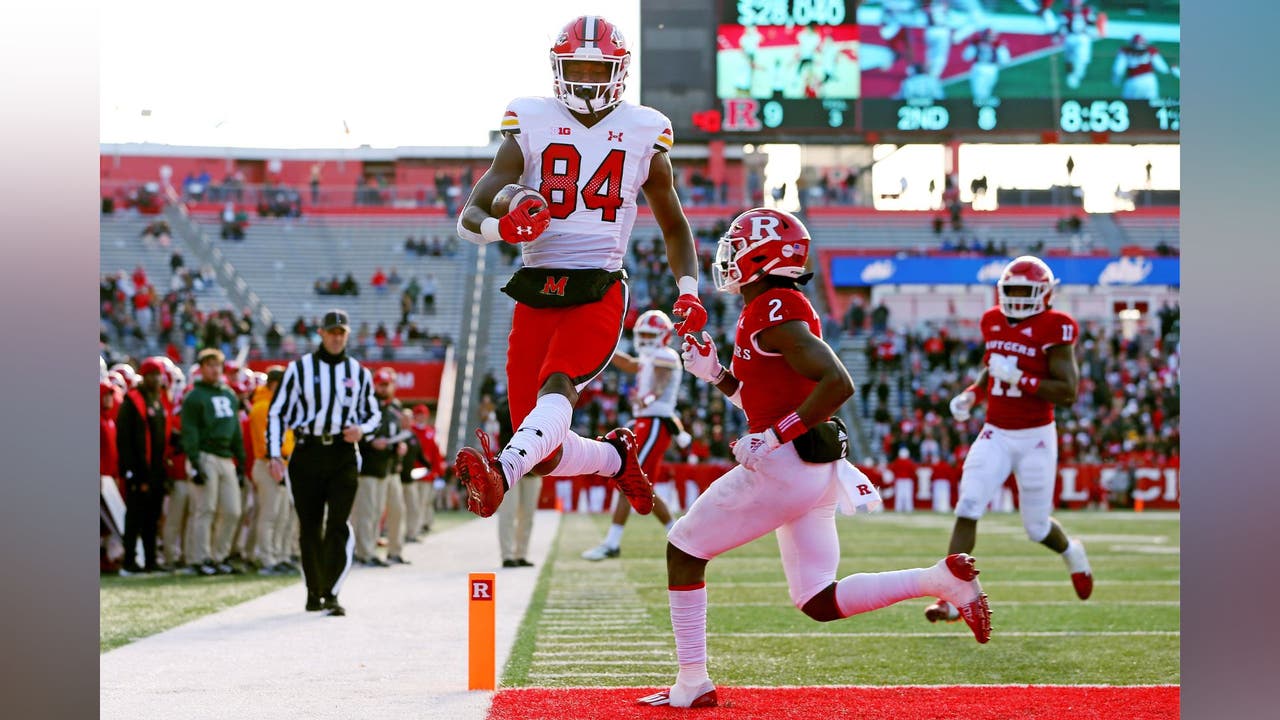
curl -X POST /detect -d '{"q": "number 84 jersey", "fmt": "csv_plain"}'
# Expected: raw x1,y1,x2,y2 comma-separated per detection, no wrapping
501,96,674,271
981,306,1079,430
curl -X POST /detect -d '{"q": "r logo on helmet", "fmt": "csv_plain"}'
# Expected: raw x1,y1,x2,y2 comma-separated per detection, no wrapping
749,215,782,240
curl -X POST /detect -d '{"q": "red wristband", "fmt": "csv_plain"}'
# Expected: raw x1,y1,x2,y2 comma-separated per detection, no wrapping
1016,375,1041,392
771,412,809,444
966,383,988,402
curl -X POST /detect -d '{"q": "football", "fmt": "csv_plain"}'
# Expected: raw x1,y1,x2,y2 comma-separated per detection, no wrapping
491,183,548,216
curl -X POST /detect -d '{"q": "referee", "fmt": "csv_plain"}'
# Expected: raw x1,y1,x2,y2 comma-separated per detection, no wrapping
267,310,381,616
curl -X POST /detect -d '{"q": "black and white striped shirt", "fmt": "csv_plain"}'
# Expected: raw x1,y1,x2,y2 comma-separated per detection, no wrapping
266,351,381,457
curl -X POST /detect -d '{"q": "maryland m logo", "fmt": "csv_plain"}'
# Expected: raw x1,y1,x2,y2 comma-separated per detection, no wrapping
541,276,569,296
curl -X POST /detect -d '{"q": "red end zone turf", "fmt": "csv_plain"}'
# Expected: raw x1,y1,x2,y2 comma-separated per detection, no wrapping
488,685,1179,720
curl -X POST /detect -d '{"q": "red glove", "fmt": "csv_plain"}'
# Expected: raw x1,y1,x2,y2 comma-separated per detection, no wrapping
672,294,708,335
497,197,550,244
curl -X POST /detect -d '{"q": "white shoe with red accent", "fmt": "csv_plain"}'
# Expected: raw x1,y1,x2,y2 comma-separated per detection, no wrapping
637,680,718,708
926,553,992,644
1063,538,1093,600
924,598,961,623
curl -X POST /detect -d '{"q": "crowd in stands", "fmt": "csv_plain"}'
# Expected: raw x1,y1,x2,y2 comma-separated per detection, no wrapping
405,234,460,258
847,301,1181,501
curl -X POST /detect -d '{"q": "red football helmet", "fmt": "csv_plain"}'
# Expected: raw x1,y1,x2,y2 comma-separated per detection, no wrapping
550,16,630,115
997,255,1058,319
633,309,674,352
713,208,811,294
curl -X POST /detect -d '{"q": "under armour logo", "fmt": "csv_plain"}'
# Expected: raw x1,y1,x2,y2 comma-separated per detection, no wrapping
607,130,624,142
516,225,533,236
1035,440,1046,448
1021,327,1033,337
541,276,569,296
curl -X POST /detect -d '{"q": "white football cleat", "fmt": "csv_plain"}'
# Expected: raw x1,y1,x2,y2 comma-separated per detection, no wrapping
580,543,620,561
1063,538,1093,600
924,598,961,623
929,553,992,643
637,679,718,708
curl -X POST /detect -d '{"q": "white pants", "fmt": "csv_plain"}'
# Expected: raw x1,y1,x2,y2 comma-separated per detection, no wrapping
956,422,1058,542
669,444,844,608
1121,73,1159,100
1064,34,1092,73
969,64,998,103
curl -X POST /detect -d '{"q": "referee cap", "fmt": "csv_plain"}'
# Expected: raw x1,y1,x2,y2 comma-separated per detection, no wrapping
322,309,350,330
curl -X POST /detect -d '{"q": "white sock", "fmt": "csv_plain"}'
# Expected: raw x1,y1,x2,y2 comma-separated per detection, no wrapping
547,432,621,477
669,584,709,686
835,568,926,617
497,394,573,488
604,523,625,549
1062,538,1090,573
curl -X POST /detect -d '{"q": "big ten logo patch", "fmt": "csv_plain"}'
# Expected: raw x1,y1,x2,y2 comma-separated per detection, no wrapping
541,276,569,296
471,579,494,601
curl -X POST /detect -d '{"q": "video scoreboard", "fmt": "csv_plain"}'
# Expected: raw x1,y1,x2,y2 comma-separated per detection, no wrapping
645,0,1180,141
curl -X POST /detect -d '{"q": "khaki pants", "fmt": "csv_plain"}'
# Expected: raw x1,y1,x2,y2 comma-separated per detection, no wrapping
237,480,256,560
419,480,438,533
352,474,389,560
498,474,541,562
163,479,196,566
193,452,242,564
383,480,407,557
402,482,421,541
252,458,291,568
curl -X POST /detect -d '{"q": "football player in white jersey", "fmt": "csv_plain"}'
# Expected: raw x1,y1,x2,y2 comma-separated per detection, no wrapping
1112,34,1178,100
453,16,707,521
582,310,688,561
1056,0,1101,90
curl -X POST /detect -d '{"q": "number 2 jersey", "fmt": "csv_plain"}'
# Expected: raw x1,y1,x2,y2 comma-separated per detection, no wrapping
980,306,1079,430
730,288,824,434
500,97,674,271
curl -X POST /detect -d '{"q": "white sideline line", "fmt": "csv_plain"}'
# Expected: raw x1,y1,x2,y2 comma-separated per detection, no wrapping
531,659,674,667
528,672,672,680
534,650,672,658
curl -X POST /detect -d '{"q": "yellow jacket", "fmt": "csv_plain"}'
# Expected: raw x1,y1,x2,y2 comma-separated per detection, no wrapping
250,385,294,460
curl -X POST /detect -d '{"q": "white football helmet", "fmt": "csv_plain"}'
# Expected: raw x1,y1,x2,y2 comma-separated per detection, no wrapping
997,255,1058,319
633,309,674,353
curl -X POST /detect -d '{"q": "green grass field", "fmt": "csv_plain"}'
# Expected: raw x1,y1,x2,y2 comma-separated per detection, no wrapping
504,510,1179,688
946,39,1181,100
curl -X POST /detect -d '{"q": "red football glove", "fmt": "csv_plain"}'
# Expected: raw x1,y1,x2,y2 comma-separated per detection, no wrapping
672,294,708,335
497,197,550,244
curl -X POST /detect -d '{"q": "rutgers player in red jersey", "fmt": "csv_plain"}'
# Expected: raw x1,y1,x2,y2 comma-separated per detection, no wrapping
925,256,1094,625
453,16,706,519
638,209,991,710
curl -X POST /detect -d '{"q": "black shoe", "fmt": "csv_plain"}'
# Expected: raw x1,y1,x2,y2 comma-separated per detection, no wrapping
388,555,411,565
196,562,219,576
502,559,518,568
515,558,535,567
215,562,236,575
305,593,323,612
323,596,345,616
368,556,390,568
146,563,169,573
119,565,143,577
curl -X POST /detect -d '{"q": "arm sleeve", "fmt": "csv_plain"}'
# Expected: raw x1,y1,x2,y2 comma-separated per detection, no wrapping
266,361,298,458
356,367,382,436
180,395,201,460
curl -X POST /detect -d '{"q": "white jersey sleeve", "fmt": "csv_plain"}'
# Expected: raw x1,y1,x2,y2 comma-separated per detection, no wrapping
502,97,674,271
635,346,682,418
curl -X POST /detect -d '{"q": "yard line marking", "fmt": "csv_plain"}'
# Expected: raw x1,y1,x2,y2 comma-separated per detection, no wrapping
705,631,1179,638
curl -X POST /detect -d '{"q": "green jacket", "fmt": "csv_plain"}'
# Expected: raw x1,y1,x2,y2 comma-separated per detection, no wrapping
181,380,245,463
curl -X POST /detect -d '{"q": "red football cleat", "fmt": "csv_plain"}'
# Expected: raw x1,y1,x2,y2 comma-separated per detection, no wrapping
454,429,506,518
637,683,718,708
936,553,992,644
602,427,654,515
1072,571,1094,601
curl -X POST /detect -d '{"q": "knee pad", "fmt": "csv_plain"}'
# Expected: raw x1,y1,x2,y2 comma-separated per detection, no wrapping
1024,517,1051,543
800,583,843,623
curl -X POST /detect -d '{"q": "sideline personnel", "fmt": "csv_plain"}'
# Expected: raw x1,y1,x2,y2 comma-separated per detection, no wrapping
267,310,381,616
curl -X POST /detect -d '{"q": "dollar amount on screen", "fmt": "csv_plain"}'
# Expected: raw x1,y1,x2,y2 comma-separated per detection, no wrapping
1060,100,1130,133
897,105,950,131
736,0,847,27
